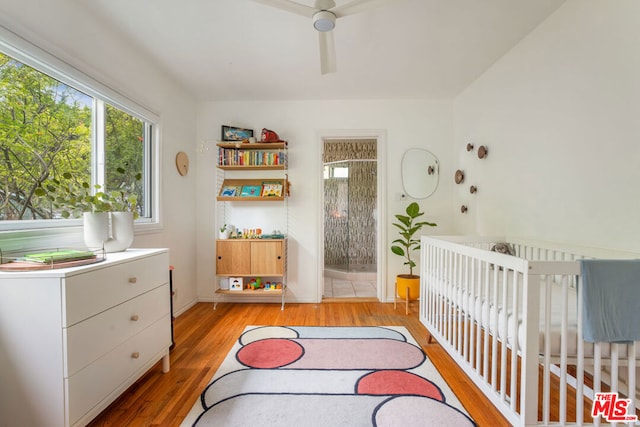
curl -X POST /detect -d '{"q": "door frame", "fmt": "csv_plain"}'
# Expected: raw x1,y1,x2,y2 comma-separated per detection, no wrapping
316,129,387,302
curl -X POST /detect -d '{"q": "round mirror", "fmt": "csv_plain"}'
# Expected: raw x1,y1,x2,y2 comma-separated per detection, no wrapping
401,148,439,199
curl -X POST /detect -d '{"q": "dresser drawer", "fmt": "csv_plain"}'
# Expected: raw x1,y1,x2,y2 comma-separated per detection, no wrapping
64,284,170,377
66,315,170,426
63,252,169,327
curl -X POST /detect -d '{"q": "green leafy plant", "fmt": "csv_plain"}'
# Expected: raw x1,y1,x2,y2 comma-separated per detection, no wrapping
219,224,228,233
37,168,141,219
391,202,436,277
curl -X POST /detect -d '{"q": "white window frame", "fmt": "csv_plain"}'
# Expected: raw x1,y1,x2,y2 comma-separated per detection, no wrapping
0,25,162,245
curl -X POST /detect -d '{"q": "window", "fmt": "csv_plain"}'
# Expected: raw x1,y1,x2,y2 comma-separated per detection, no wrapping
0,46,155,228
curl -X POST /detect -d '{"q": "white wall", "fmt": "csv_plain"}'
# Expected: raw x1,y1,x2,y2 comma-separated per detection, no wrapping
453,0,640,252
197,100,454,302
0,1,200,313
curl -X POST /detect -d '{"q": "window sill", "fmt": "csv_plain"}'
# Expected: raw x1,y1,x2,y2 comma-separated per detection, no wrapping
0,219,162,252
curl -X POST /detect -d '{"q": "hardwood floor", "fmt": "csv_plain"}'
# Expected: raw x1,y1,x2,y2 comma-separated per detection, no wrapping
87,301,510,427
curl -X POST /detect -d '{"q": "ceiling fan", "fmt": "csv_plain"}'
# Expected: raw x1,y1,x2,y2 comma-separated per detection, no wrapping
252,0,392,75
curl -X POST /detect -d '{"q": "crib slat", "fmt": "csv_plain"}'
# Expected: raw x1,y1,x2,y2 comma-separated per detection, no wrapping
542,276,552,424
490,265,499,392
611,344,619,427
478,260,487,377
510,269,519,413
611,343,619,396
594,343,602,427
463,256,470,364
576,275,585,426
444,250,451,344
629,342,637,420
469,257,477,368
452,252,459,352
456,252,463,354
500,266,508,403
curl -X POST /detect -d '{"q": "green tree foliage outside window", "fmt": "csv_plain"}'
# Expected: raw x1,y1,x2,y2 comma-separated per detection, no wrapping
0,52,146,221
105,104,145,213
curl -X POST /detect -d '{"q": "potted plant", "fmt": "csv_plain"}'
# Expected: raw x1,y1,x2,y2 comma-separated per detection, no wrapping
37,169,141,252
391,201,436,300
218,224,230,239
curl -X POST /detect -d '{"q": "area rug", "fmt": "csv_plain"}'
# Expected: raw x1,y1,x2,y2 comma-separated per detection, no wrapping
182,326,476,426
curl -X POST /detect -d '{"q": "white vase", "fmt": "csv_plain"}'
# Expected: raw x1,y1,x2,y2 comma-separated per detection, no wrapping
83,211,134,252
218,229,230,239
83,212,109,248
105,212,134,252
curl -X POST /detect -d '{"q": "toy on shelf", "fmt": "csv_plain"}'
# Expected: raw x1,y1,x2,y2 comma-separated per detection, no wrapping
247,277,262,290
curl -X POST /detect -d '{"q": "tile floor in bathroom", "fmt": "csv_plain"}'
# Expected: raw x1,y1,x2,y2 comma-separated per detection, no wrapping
323,276,377,298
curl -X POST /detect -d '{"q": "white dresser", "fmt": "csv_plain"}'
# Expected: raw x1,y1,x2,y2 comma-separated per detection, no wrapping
0,248,171,427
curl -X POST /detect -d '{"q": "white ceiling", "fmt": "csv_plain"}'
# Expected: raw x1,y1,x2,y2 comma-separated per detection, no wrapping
82,0,565,102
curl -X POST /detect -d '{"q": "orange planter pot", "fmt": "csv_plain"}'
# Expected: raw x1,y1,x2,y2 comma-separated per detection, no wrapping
396,275,420,301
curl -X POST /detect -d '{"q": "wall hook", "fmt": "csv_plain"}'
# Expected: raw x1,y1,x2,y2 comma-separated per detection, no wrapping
455,169,464,184
460,205,468,213
478,145,488,159
428,165,435,175
470,185,477,194
466,143,474,152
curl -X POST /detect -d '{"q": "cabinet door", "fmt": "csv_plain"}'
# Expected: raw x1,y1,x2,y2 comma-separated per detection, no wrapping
216,240,251,275
250,241,284,275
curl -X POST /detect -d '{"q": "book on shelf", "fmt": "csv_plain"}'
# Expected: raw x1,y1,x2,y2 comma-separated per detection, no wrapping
261,181,283,197
240,185,262,197
220,185,241,197
218,147,286,167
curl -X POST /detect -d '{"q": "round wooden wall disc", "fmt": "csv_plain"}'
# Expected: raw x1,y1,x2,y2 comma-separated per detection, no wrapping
176,151,189,176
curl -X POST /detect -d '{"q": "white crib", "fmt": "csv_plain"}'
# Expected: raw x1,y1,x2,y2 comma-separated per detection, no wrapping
420,235,639,426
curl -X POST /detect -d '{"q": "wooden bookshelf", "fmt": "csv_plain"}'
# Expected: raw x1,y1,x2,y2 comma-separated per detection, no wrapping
214,139,289,309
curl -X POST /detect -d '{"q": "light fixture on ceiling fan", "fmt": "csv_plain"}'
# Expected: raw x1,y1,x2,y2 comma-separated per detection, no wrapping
252,0,393,75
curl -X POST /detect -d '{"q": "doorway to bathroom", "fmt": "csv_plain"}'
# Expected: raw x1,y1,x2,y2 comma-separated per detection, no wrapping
322,138,378,300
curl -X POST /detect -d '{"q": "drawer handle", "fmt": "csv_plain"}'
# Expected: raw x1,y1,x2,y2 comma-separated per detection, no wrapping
217,256,222,260
128,277,137,284
131,352,140,359
130,314,139,321
277,256,282,260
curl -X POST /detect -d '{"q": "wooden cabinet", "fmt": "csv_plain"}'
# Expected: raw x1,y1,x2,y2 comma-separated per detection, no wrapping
251,240,284,275
216,239,251,275
216,239,284,276
214,239,287,309
0,249,171,427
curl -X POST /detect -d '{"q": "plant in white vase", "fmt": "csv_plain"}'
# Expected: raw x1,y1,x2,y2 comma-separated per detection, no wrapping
37,169,141,252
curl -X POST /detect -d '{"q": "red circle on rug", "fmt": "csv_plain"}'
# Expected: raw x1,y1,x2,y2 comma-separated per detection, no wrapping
237,338,304,369
357,370,444,401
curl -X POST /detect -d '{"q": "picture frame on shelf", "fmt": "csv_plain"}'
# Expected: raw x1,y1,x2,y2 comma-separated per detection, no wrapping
261,181,283,197
221,125,253,141
240,185,262,197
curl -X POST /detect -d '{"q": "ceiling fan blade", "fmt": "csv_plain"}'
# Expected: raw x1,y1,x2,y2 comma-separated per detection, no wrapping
252,0,316,18
332,0,394,18
318,30,337,75
314,0,336,10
